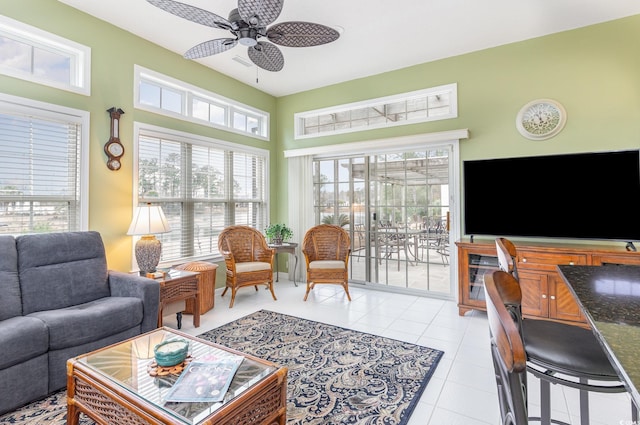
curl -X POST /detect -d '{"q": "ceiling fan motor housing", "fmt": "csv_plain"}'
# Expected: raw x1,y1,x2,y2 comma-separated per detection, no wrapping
229,8,260,46
238,28,258,46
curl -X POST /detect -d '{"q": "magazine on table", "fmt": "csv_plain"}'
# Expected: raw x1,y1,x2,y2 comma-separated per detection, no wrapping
164,356,244,403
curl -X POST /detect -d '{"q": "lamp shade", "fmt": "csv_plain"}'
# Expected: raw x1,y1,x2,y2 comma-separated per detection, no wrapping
127,203,170,236
128,203,170,275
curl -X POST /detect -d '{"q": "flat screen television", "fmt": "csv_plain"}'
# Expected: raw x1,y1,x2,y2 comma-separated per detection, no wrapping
463,150,640,242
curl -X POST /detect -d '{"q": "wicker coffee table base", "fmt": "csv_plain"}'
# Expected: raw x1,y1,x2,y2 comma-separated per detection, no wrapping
67,342,287,425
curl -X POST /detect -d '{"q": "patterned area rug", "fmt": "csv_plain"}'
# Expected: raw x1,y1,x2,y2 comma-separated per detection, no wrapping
0,391,84,425
202,310,443,425
0,310,443,425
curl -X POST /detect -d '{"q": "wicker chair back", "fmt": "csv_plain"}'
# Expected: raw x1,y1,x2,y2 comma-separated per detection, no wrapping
219,226,272,263
302,224,350,262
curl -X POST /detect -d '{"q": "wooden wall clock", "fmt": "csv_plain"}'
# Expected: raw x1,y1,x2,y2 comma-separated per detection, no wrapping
105,107,125,170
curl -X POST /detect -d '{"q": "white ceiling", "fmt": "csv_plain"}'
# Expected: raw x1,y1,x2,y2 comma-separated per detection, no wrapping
58,0,640,97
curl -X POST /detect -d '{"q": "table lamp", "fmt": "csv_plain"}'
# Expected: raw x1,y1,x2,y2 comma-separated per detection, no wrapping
127,203,171,276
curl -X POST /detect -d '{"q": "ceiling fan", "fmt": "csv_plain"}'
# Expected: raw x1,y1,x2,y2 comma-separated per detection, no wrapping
146,0,340,72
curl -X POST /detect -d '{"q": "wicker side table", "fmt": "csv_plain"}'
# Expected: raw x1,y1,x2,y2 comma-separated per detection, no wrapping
157,270,200,328
175,261,218,315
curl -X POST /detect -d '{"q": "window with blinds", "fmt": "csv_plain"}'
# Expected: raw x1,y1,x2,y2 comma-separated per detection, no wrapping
135,126,268,264
0,94,87,235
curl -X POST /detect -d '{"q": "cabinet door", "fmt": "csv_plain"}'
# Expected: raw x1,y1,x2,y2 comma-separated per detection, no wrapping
549,273,586,323
518,271,549,318
457,245,498,314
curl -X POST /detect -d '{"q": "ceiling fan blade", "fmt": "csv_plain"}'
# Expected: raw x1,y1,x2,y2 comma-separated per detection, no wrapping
247,41,284,72
147,0,233,30
238,0,283,27
184,38,238,59
266,22,340,47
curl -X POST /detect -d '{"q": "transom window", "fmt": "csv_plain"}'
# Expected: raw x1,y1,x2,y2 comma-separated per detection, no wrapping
0,93,89,235
133,123,269,266
134,65,268,140
0,15,91,95
295,83,457,139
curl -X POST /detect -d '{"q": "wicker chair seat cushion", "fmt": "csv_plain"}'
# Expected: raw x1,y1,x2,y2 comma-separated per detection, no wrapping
236,262,272,273
309,260,345,269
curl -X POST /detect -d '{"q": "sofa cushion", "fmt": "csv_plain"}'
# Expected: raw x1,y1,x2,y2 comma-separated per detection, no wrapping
0,354,49,416
47,328,141,393
0,316,48,370
0,235,20,321
28,296,143,350
17,231,110,315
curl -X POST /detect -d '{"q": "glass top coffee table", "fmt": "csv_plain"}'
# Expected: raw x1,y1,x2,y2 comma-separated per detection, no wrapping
67,327,287,425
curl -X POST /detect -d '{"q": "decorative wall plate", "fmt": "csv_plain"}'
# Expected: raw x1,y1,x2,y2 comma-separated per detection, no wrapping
516,99,566,140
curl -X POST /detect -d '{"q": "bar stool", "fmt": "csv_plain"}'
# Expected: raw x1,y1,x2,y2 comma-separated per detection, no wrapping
483,269,530,425
495,237,636,425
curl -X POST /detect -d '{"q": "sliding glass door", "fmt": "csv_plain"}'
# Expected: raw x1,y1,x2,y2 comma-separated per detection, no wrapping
313,146,452,297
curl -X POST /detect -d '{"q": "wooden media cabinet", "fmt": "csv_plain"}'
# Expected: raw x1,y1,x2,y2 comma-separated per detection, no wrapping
456,238,640,325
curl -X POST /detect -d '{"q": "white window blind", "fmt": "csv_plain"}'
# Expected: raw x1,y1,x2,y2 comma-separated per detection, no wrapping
135,127,268,264
0,106,83,235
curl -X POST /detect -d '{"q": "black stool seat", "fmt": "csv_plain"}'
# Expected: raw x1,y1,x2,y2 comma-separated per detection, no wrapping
524,317,621,382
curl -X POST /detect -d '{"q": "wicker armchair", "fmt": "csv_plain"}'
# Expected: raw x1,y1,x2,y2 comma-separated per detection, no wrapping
302,224,351,301
218,225,276,308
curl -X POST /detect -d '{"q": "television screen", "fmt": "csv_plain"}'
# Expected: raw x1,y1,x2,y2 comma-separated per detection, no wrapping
463,150,640,242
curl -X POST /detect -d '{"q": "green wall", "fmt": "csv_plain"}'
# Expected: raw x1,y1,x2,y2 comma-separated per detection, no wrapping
275,15,640,225
1,1,639,270
0,0,277,271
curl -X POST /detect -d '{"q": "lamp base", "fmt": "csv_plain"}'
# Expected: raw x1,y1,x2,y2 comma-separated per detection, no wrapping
135,235,162,275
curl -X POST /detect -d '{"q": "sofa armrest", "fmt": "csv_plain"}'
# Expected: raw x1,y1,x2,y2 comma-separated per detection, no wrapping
108,271,160,333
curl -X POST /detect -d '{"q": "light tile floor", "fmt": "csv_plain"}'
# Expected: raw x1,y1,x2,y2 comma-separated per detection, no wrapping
167,280,635,425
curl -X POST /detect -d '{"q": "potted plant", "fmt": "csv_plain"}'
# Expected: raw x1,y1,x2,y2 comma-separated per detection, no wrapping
321,214,350,227
265,223,293,245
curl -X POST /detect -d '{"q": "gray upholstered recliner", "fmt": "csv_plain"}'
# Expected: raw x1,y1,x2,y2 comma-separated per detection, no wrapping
0,231,160,415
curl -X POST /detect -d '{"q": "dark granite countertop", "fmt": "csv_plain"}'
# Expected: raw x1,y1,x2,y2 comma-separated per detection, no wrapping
557,264,640,408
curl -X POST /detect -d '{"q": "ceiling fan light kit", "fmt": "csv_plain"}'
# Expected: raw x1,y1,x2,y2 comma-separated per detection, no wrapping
238,28,258,46
147,0,340,72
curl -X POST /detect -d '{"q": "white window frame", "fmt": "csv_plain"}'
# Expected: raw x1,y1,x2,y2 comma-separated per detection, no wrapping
131,122,270,266
134,65,269,141
0,15,91,95
294,83,458,140
0,92,90,233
